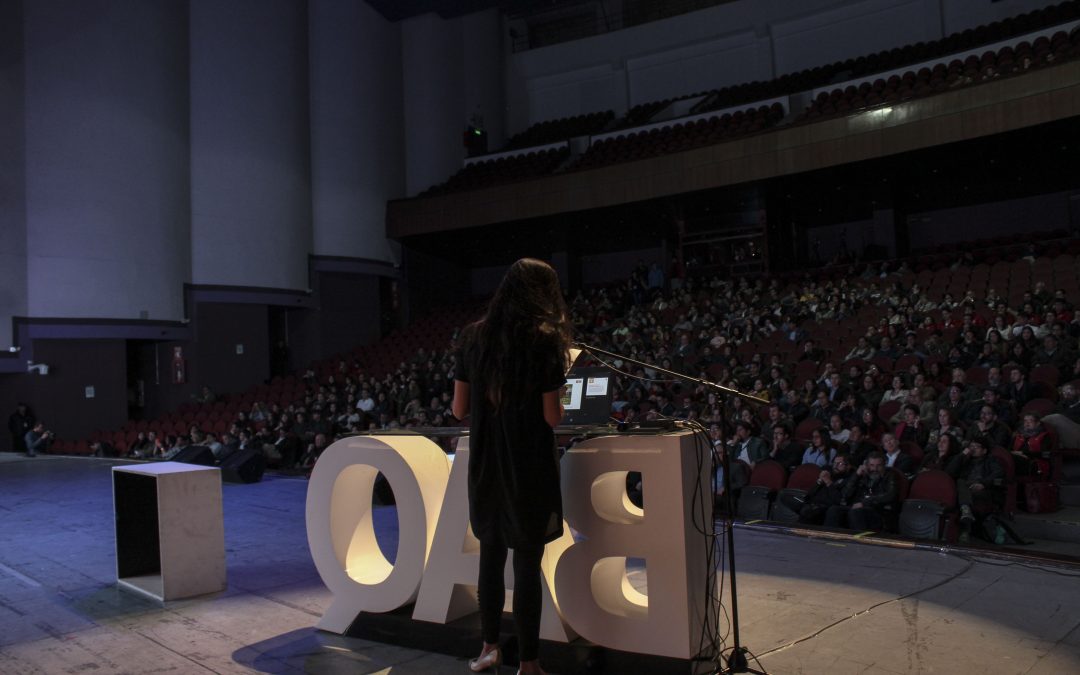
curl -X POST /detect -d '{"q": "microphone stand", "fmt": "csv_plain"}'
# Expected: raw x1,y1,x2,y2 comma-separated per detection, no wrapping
573,342,767,675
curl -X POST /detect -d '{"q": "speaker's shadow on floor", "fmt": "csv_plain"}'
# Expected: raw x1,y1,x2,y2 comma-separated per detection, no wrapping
232,627,450,674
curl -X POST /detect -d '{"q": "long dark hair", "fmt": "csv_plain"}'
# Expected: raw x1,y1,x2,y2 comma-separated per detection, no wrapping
464,258,572,409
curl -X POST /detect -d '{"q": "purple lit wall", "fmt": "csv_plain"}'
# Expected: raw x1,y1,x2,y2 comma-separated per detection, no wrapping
189,0,312,291
309,0,404,261
22,0,190,322
401,9,505,196
0,0,27,349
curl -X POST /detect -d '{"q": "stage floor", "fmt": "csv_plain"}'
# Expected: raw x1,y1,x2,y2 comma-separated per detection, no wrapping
1,455,1078,674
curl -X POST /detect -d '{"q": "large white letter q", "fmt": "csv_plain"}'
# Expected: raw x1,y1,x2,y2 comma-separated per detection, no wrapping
306,435,450,633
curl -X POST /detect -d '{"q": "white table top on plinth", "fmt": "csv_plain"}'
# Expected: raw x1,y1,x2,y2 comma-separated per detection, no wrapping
112,461,219,477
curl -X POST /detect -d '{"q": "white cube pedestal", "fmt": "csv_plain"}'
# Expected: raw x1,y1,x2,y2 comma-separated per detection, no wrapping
112,462,226,602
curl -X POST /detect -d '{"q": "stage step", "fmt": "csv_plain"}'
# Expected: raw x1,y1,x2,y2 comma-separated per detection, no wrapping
1013,505,1080,545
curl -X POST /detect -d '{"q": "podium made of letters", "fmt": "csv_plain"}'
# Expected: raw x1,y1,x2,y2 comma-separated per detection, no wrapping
305,429,712,672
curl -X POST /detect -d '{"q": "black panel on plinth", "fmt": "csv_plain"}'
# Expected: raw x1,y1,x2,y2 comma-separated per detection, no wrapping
343,604,700,674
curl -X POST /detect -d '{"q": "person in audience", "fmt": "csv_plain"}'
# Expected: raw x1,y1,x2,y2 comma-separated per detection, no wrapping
894,403,929,447
759,402,790,441
880,433,915,476
782,388,809,424
89,439,116,457
237,429,261,453
126,432,153,458
202,432,224,460
1054,382,1080,423
965,403,1010,450
299,432,330,470
24,421,52,457
356,388,375,414
1005,341,1032,370
823,371,847,402
218,432,239,460
711,424,748,512
1032,334,1072,373
273,427,302,469
769,424,804,472
919,430,961,473
146,434,167,458
1009,412,1052,477
926,408,963,449
858,374,883,409
802,427,836,468
827,413,850,444
780,452,854,525
845,337,874,361
8,403,35,455
161,434,189,461
842,422,875,468
880,375,909,405
825,450,897,532
193,385,217,404
798,339,823,363
732,420,769,467
938,383,968,420
809,389,837,424
946,436,1005,543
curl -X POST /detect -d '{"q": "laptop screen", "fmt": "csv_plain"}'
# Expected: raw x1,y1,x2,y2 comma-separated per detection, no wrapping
561,366,614,426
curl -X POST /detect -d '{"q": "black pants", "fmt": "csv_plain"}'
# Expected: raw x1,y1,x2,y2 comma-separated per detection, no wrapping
478,530,545,662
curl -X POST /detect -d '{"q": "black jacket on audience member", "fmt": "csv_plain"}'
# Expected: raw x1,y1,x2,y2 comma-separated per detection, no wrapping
842,470,898,513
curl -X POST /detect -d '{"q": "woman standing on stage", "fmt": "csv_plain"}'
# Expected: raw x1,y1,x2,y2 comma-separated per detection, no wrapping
453,258,570,675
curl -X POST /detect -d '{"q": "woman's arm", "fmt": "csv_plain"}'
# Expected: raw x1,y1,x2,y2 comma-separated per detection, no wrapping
452,380,470,420
542,390,564,429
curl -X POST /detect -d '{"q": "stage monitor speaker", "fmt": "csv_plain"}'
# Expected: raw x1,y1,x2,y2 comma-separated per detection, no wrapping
172,445,216,466
219,448,265,484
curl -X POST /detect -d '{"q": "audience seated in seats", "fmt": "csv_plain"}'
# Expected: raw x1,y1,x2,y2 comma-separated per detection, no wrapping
825,450,898,532
779,453,854,525
77,236,1080,550
946,436,1005,543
